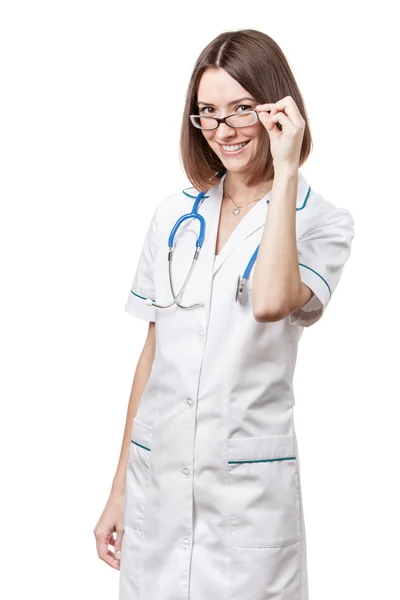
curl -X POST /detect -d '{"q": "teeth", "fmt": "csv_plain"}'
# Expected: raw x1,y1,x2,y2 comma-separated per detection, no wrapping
222,142,247,151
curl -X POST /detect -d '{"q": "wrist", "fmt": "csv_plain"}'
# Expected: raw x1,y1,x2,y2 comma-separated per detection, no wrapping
111,476,126,499
273,162,298,178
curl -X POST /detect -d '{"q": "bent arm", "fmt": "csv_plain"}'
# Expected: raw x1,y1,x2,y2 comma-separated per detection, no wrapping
111,321,156,497
252,166,302,321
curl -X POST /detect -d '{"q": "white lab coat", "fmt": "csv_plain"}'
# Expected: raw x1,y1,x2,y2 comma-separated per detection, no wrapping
119,170,355,600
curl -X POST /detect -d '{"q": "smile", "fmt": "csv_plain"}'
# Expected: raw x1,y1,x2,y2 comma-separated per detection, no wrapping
218,140,250,155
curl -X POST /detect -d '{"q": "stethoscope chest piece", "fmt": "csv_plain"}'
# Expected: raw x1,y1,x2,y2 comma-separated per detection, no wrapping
235,275,249,304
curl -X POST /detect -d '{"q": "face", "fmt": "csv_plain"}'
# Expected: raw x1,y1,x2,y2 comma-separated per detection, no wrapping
195,67,263,173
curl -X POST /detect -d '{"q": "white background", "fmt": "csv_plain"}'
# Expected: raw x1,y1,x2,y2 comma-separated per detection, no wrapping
1,1,398,598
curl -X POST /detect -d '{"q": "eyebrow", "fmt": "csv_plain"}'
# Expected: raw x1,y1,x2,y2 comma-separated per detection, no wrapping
196,97,256,107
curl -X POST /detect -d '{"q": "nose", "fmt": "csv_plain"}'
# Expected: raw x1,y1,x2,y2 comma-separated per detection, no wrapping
215,121,237,142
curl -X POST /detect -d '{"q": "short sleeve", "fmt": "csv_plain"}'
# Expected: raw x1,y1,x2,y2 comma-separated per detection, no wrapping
124,204,161,322
289,207,355,327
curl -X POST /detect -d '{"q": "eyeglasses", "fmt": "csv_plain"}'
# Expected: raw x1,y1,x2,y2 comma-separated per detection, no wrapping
189,109,259,131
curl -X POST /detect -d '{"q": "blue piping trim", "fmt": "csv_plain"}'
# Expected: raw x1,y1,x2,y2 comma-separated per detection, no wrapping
131,440,151,452
298,263,331,298
130,290,155,303
228,456,297,464
266,185,311,211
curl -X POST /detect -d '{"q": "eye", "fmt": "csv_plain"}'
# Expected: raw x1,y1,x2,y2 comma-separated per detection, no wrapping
199,106,214,114
198,104,253,115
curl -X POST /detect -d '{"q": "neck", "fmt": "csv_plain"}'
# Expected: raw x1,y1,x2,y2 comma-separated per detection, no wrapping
223,171,274,202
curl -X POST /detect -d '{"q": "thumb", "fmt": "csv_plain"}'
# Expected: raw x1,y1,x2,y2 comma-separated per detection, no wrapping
114,525,124,560
258,111,274,133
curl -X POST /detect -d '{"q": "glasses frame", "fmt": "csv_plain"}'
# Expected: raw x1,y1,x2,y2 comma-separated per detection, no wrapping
189,109,260,131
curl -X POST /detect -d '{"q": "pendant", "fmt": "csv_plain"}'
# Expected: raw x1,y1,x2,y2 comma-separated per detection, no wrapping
233,208,240,216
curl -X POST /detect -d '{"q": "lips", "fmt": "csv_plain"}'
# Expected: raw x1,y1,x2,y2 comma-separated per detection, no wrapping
218,140,250,149
217,139,250,156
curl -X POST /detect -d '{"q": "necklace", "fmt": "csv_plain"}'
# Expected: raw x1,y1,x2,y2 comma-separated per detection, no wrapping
223,186,267,216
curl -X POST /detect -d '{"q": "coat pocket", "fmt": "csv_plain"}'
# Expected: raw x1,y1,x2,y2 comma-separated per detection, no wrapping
227,434,300,548
124,417,153,532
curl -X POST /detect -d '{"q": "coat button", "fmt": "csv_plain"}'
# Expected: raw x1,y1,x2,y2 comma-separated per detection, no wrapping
197,329,204,339
185,397,194,407
181,468,190,477
181,537,190,549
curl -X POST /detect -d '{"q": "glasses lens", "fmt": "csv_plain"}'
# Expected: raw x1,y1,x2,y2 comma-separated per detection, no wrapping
190,115,218,130
226,111,257,128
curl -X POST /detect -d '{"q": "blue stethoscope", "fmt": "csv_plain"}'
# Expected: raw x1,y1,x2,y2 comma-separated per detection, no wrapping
145,168,264,310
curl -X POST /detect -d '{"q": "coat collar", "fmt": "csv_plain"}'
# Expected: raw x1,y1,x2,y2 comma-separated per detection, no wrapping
212,170,311,275
182,169,311,279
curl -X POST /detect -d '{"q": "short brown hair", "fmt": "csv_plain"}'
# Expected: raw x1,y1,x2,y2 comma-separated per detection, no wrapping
179,29,313,191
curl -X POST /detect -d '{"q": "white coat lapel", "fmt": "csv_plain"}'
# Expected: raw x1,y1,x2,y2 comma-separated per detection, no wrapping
213,170,311,276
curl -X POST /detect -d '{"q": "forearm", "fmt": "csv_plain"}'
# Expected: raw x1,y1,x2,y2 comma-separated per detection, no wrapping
110,347,155,497
252,166,302,320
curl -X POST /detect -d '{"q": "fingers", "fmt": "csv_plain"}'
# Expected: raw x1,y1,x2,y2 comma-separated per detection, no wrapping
113,527,124,563
256,107,281,133
256,105,289,133
94,526,124,571
269,110,293,131
256,96,304,128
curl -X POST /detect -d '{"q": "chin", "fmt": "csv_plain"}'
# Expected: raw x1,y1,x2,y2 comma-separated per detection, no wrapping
222,161,249,172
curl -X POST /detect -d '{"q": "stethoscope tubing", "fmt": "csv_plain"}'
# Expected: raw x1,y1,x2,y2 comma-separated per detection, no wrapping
150,169,256,309
150,191,207,309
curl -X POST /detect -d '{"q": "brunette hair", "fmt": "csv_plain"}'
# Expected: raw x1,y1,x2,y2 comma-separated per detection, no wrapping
179,29,313,191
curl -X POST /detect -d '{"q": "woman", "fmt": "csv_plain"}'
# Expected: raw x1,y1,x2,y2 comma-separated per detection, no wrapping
94,29,355,600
